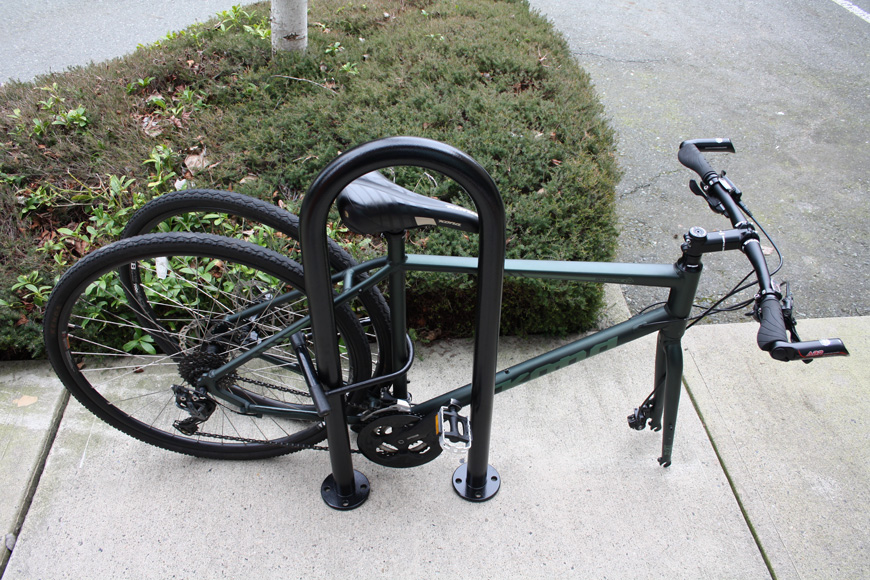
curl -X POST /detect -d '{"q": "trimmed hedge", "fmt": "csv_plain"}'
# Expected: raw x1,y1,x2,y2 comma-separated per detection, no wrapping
0,0,619,357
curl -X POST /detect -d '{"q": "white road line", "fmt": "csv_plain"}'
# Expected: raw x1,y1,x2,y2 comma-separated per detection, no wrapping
829,0,870,23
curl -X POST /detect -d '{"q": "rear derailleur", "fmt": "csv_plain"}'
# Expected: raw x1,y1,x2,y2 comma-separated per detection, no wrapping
172,384,216,435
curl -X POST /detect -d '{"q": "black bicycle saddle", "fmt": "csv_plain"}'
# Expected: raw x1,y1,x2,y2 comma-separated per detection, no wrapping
337,171,479,235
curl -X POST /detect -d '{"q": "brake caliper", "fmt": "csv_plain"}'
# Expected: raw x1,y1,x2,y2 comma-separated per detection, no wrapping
628,394,655,431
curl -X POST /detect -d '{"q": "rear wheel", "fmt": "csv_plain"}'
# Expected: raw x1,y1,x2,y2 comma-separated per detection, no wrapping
121,189,393,384
43,232,371,459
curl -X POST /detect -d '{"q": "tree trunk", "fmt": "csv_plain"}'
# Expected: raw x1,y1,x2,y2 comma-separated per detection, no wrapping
271,0,308,52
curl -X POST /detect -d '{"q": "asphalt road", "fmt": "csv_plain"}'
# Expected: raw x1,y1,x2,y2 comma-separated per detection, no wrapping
0,0,239,85
529,0,869,321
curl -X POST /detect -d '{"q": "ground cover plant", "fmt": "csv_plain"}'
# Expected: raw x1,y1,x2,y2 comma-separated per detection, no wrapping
0,0,619,359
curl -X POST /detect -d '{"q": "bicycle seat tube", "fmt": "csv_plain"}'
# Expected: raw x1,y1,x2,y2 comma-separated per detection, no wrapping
385,231,409,401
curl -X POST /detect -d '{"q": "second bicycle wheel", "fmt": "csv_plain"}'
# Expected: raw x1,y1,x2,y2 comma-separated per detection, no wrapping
43,232,371,459
120,188,393,383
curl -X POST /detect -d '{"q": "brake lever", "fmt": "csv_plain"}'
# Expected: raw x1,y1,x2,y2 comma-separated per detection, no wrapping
779,282,813,365
689,179,728,216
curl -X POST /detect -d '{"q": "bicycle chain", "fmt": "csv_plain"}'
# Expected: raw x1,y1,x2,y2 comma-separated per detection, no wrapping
234,374,310,398
185,375,368,452
233,374,371,412
187,428,362,453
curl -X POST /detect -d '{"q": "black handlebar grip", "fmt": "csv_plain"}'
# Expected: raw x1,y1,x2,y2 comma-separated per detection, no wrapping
678,143,717,182
756,294,789,351
768,338,851,362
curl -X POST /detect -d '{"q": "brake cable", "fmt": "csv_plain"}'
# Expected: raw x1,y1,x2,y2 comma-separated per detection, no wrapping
686,198,786,328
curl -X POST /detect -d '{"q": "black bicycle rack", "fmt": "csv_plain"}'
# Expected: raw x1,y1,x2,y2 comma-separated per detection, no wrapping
299,136,506,509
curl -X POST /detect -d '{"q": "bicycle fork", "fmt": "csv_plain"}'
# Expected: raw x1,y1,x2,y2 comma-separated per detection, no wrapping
629,241,702,466
628,327,687,467
649,331,686,467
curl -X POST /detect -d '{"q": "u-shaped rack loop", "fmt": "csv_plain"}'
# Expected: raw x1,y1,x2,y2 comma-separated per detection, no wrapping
300,136,506,506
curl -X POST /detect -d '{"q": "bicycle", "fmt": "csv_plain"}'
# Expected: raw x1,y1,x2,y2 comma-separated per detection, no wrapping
43,136,849,509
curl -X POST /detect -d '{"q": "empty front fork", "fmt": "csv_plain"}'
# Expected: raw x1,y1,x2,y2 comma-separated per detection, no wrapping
629,245,700,466
651,333,684,467
627,331,684,467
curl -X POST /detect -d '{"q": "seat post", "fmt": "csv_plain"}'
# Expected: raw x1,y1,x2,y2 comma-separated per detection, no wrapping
386,232,409,400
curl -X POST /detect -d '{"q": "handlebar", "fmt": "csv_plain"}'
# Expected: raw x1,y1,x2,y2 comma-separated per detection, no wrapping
754,294,848,361
677,139,731,182
678,140,850,362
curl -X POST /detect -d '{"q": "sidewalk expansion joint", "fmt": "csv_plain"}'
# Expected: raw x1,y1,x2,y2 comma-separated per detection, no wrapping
1,389,70,576
681,375,779,580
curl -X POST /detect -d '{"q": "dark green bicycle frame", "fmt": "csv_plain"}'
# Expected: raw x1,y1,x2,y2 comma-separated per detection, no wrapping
196,137,707,506
204,248,701,467
403,254,696,421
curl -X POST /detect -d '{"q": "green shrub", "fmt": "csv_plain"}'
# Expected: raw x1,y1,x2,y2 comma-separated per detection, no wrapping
0,0,618,357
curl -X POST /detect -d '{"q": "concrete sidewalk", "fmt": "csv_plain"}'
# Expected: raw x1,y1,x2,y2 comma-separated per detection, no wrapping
1,316,866,579
683,318,869,579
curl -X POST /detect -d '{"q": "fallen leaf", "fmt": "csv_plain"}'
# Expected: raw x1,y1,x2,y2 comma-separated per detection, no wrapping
74,238,89,255
184,152,209,173
142,116,163,137
419,329,441,342
14,395,38,407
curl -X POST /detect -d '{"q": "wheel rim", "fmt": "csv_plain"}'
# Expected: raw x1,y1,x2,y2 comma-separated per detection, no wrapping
50,237,367,455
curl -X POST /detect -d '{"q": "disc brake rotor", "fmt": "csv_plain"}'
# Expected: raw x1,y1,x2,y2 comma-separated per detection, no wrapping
356,414,442,468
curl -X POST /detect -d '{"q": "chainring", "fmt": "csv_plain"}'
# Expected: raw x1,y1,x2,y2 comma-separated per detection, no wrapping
356,413,443,468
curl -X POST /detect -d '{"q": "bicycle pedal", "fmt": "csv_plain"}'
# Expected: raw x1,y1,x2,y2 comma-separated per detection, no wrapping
436,400,472,453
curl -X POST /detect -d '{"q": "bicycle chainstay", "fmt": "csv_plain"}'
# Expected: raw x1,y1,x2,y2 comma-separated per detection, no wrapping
182,426,346,453
173,374,374,453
